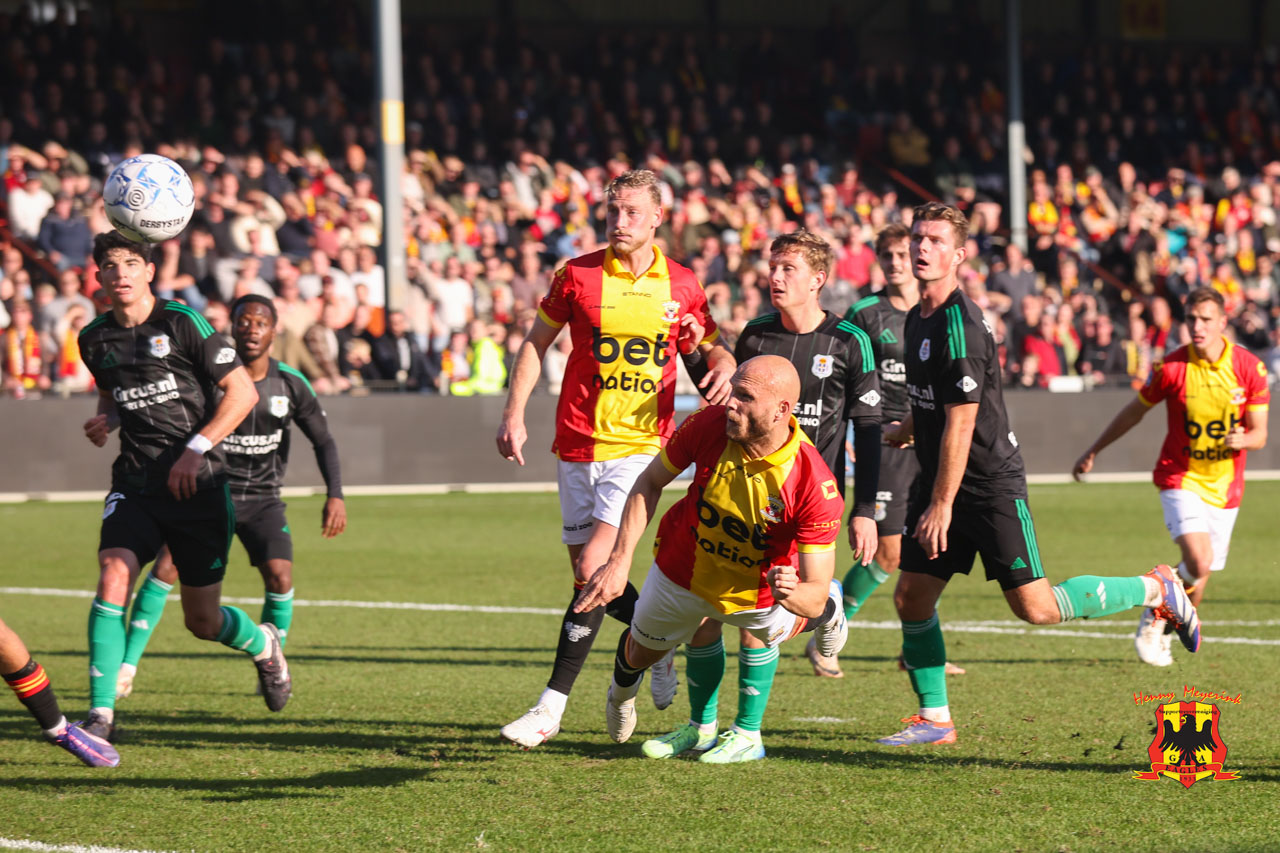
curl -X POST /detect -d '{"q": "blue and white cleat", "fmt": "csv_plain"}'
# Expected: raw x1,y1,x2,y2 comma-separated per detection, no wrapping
52,722,120,767
1147,564,1201,653
876,715,957,746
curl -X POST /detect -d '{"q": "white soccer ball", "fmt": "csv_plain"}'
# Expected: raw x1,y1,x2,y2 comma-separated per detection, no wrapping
103,154,195,243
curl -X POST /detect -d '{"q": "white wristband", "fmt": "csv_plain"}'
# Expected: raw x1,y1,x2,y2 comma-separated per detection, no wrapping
186,434,213,455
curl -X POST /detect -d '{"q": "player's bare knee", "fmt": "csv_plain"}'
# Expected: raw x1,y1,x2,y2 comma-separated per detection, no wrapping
261,561,292,593
690,618,722,646
184,611,221,640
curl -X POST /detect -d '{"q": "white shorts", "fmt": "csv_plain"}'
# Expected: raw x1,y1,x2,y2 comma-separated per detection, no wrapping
557,454,656,545
630,563,800,651
1159,489,1239,573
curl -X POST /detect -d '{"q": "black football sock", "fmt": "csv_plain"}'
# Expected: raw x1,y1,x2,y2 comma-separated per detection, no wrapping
546,586,606,696
4,658,65,732
604,582,639,625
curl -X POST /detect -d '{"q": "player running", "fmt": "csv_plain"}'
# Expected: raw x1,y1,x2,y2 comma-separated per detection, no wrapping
819,223,965,677
878,203,1201,747
2,615,119,767
1073,287,1267,666
496,169,735,749
115,293,347,698
576,356,849,763
78,231,287,756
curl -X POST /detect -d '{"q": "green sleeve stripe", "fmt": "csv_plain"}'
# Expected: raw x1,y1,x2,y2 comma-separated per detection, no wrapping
82,314,110,334
744,312,779,328
278,362,317,397
946,305,966,359
164,302,216,339
847,324,875,373
847,295,879,316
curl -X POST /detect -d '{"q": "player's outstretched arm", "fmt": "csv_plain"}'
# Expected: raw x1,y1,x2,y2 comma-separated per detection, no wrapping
497,315,559,466
916,401,977,560
1072,397,1150,481
769,549,836,619
83,390,119,447
168,366,258,500
573,456,678,613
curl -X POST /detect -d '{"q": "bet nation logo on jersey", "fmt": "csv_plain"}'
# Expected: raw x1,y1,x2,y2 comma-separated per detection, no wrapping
1133,700,1240,788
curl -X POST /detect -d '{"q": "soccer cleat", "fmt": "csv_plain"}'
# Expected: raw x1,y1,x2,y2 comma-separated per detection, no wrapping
81,709,116,744
698,729,766,764
876,715,957,746
1134,607,1173,667
499,704,561,749
641,724,717,759
1146,564,1201,653
897,656,967,675
115,663,136,700
254,624,292,712
605,682,639,743
814,579,849,658
51,722,120,768
649,648,679,710
805,635,844,678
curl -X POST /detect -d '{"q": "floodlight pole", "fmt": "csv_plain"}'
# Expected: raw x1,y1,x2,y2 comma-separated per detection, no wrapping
1006,0,1027,252
375,0,408,312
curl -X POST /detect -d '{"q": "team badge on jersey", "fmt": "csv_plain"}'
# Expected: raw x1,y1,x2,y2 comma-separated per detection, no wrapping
149,335,170,358
811,354,834,378
919,338,931,361
662,300,681,323
269,395,290,417
1230,387,1246,406
761,495,785,525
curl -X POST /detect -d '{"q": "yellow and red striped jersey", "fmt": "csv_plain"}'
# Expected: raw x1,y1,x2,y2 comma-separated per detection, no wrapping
538,246,718,461
654,407,844,615
1138,340,1269,509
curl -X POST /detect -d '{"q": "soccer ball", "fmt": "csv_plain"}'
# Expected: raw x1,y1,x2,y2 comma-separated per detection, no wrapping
103,154,195,243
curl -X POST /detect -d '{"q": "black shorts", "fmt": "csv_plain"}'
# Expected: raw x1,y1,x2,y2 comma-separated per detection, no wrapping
234,499,293,566
875,443,921,537
99,485,234,588
900,496,1045,591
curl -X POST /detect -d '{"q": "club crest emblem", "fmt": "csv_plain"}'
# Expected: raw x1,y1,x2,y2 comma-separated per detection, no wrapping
149,335,170,358
811,354,834,378
269,395,290,418
1133,701,1239,788
662,300,681,323
1230,387,1246,406
919,338,931,361
761,495,784,525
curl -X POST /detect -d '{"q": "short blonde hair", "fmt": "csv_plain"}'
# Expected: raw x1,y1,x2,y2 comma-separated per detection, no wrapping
912,201,970,246
769,228,834,279
605,169,663,208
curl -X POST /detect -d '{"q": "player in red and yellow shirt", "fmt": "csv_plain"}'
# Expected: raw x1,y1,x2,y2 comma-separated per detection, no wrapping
575,356,848,763
1074,287,1269,665
495,169,736,748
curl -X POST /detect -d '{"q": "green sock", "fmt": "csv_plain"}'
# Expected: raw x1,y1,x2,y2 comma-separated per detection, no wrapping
261,588,295,648
734,646,779,733
842,560,891,619
684,638,725,727
88,597,127,710
123,572,174,667
1051,575,1148,621
215,606,266,656
902,612,948,709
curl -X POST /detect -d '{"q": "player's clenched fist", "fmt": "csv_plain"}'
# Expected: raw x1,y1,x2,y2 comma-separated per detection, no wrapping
767,565,800,603
84,414,112,447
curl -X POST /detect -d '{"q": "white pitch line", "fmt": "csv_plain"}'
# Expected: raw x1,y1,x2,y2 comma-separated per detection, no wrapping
0,838,169,853
2,587,1277,645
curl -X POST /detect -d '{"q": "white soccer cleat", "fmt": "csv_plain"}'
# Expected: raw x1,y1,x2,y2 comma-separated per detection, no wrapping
814,579,849,658
605,683,639,743
115,663,136,701
500,703,561,749
1134,607,1173,667
649,648,678,710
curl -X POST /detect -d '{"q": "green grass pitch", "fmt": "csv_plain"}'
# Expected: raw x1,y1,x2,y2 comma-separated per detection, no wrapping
1,483,1277,852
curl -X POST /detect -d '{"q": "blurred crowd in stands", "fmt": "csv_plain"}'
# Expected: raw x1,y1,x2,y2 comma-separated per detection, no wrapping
3,9,1280,399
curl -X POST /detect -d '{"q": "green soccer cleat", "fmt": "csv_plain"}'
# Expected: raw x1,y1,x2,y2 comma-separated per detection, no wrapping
698,729,766,764
641,724,717,759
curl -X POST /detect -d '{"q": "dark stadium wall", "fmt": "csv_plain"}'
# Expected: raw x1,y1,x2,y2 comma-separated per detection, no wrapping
4,390,1279,494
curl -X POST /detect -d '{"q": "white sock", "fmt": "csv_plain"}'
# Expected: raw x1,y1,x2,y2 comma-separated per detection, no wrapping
1141,576,1163,607
251,625,274,661
538,688,568,718
920,705,950,723
119,662,136,678
693,720,717,735
89,706,114,725
730,725,762,742
43,715,68,738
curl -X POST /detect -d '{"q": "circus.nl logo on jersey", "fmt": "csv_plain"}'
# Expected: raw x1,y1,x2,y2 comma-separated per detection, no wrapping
1132,689,1241,788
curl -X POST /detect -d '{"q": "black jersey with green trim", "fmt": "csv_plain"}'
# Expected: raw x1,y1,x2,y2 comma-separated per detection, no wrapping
845,293,910,423
904,288,1026,505
735,310,881,487
223,359,335,502
78,299,243,495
